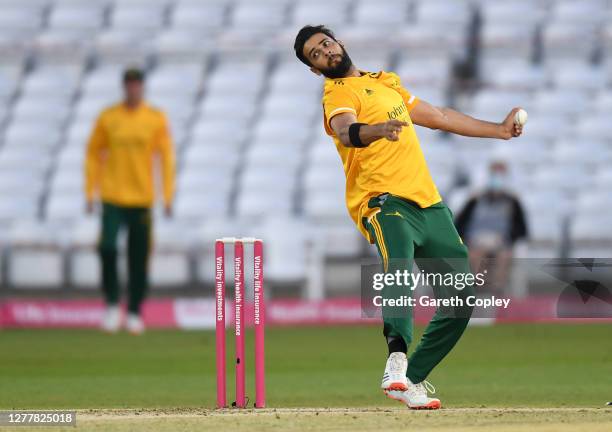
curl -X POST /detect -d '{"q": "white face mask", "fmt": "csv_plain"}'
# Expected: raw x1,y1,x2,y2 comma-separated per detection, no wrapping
488,173,506,191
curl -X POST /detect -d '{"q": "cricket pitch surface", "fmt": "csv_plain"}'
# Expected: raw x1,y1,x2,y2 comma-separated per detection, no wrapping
4,407,610,432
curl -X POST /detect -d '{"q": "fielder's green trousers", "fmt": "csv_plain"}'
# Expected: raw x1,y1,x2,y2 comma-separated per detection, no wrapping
98,202,152,314
365,194,474,383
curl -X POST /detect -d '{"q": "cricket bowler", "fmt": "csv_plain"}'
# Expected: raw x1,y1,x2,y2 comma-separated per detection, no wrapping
294,25,524,409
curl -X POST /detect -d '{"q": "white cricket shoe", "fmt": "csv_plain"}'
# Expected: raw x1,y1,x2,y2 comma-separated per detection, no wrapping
385,379,441,410
380,352,408,391
100,305,121,333
126,313,145,335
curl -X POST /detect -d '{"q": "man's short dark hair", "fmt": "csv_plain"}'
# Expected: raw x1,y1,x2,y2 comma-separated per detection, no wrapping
294,25,336,66
123,67,145,83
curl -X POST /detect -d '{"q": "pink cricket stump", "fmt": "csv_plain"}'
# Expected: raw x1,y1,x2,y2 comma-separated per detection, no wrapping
234,240,246,408
214,240,227,408
253,240,265,408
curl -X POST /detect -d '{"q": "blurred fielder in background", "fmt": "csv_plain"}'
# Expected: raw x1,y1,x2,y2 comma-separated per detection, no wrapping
84,68,176,335
294,25,524,409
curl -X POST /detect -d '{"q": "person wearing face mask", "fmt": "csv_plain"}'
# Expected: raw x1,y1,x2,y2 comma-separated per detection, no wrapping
455,161,529,290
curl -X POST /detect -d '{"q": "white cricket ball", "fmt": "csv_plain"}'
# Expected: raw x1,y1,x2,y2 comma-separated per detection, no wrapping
514,109,528,126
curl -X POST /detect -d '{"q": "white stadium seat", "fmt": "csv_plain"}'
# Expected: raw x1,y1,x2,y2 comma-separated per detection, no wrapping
33,30,92,63
387,36,459,76
178,167,234,194
252,118,310,145
235,189,293,218
48,4,105,34
111,3,166,33
189,119,249,146
81,66,124,97
471,90,533,119
174,192,231,220
183,143,239,169
3,121,62,150
354,1,410,26
541,22,598,63
240,165,297,193
148,63,204,97
0,63,23,102
67,217,101,289
231,1,288,29
11,97,71,125
532,165,593,194
0,5,45,35
94,30,153,63
73,95,117,125
205,58,267,96
396,58,452,88
482,61,546,91
531,89,589,117
50,163,84,191
171,2,227,31
303,163,345,194
257,217,322,297
591,91,612,113
21,64,82,98
268,59,322,94
0,149,52,174
602,23,612,62
551,0,606,25
0,198,38,223
197,95,255,123
308,144,342,167
480,1,546,26
291,0,350,27
575,114,612,140
0,170,45,198
320,221,364,258
45,192,86,222
304,189,347,220
66,122,95,148
550,63,607,91
150,221,192,287
261,92,318,119
153,30,214,61
552,140,612,167
246,143,302,169
480,23,536,61
570,213,612,258
6,220,64,289
416,0,471,28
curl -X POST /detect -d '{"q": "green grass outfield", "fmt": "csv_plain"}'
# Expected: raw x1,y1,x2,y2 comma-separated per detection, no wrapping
1,323,610,410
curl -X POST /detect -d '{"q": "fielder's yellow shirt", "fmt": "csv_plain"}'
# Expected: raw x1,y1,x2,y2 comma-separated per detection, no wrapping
85,102,175,208
322,71,441,242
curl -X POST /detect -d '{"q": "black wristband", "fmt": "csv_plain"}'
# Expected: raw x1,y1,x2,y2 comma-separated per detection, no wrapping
348,122,368,148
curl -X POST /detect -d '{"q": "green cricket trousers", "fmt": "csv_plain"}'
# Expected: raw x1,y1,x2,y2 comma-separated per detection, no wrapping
365,194,474,383
98,202,152,315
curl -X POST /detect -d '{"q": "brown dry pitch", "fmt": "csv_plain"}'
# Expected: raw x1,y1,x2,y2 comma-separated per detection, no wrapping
3,407,611,432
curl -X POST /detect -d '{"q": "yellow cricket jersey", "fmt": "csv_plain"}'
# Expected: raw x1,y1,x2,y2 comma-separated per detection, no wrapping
322,71,442,242
85,102,176,208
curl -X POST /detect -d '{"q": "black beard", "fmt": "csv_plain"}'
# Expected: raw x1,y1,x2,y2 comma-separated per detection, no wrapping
320,50,353,79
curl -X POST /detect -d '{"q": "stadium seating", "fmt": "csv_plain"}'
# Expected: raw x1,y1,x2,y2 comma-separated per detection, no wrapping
0,0,611,296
